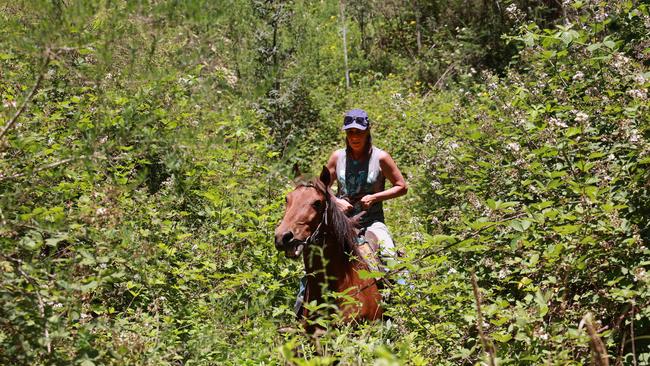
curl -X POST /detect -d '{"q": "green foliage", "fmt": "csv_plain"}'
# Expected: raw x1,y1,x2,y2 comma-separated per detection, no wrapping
1,0,648,365
401,1,650,363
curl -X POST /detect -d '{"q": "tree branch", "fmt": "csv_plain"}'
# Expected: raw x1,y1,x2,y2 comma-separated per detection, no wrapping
471,271,496,366
0,51,51,145
0,156,84,182
13,260,51,354
583,312,609,366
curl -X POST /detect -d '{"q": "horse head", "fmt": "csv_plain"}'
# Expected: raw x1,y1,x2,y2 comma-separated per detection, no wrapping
275,167,331,258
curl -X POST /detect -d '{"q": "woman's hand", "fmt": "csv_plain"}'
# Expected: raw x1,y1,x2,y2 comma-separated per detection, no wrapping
335,197,353,213
359,194,376,210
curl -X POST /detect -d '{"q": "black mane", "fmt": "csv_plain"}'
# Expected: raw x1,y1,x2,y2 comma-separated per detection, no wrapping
297,178,359,260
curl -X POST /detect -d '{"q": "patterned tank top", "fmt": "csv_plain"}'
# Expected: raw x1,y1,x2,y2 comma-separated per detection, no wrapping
335,146,386,226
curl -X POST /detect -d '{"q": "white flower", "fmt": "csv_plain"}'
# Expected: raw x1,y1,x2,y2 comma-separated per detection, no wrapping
2,100,16,108
549,117,568,128
627,89,647,100
633,74,647,85
629,130,640,143
505,3,524,21
96,207,108,216
424,133,433,143
575,111,589,123
612,53,631,71
572,71,585,81
448,267,458,275
507,142,521,152
449,142,459,150
634,268,647,282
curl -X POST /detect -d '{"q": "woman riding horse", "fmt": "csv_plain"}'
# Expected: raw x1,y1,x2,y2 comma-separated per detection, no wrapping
277,109,408,326
326,108,408,266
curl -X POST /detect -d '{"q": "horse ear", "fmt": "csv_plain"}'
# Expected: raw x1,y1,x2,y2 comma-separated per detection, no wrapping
319,166,331,186
292,162,301,179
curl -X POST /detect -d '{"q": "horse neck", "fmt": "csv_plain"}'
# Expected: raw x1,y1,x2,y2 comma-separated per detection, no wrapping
303,224,349,295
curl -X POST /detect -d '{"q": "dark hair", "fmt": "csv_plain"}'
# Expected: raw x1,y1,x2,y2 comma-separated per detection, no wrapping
345,127,373,158
303,178,358,261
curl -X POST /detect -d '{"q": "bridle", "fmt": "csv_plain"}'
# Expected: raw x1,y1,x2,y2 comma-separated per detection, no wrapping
292,183,330,249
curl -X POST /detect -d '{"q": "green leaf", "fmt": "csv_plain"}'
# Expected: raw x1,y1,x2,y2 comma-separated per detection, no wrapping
565,126,581,137
535,290,549,317
492,332,513,343
470,220,497,230
357,270,385,280
425,234,457,245
603,39,616,49
552,224,581,235
584,186,598,201
544,243,564,259
509,219,532,232
45,235,68,247
587,43,601,52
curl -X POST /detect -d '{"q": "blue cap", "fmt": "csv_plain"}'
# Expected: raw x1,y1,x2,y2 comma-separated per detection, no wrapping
342,109,370,130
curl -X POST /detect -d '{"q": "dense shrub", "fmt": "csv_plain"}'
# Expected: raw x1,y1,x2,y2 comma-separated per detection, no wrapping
1,0,648,365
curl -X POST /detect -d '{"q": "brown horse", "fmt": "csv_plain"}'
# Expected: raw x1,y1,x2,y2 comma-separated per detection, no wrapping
274,167,383,330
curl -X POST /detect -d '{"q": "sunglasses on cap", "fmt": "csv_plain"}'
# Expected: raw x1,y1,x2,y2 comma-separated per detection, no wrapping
343,116,369,127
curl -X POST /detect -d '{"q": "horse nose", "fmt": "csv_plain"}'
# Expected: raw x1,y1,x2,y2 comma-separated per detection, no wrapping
275,231,294,249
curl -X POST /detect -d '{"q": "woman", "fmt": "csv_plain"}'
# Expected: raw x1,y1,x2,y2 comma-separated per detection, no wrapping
325,108,408,265
293,109,408,316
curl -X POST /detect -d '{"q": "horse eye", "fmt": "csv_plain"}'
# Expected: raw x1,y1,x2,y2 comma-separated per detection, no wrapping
312,200,322,209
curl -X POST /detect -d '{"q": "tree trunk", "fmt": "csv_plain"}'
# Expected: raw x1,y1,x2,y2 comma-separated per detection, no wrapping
340,0,350,89
414,0,421,55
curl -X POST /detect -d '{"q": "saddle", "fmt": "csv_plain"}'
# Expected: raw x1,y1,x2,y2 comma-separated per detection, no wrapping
345,198,396,274
349,215,382,273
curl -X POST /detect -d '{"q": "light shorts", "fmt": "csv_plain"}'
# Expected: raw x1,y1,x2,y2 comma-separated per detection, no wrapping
365,221,395,260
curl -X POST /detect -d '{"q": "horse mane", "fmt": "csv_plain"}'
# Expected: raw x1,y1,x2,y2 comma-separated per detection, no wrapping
297,177,360,262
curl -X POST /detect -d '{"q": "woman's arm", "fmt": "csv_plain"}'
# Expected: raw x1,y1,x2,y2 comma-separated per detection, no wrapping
359,151,408,209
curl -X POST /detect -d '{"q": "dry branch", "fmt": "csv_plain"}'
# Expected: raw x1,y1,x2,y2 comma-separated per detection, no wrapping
471,271,496,366
0,156,84,182
583,312,610,366
0,52,51,144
